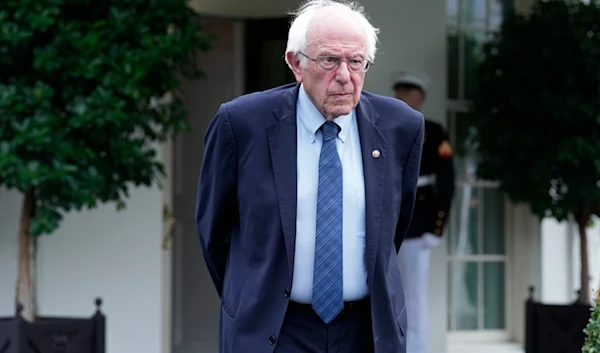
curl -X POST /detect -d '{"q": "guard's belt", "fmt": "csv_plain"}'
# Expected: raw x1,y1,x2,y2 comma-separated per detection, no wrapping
417,174,435,188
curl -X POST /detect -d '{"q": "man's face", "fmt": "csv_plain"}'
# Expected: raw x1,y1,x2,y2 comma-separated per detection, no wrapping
287,11,367,120
394,87,425,111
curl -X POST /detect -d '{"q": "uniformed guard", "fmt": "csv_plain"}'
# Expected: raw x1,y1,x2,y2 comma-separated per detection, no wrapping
393,70,456,353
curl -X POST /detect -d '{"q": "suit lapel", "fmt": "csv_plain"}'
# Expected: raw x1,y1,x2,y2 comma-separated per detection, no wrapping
267,84,300,273
356,96,387,284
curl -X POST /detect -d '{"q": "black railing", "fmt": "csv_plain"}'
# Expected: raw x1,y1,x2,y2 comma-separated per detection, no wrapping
525,287,590,353
0,298,105,353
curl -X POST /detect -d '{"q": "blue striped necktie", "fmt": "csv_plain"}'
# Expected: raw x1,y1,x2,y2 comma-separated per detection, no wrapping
312,121,344,324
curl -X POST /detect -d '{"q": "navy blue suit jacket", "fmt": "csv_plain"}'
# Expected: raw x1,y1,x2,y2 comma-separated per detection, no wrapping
195,83,424,353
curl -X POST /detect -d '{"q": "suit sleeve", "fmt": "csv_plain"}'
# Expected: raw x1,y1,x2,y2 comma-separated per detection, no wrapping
425,129,455,237
395,116,425,252
195,103,238,297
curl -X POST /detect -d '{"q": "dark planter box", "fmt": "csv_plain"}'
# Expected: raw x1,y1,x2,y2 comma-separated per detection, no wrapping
525,287,591,353
0,298,105,353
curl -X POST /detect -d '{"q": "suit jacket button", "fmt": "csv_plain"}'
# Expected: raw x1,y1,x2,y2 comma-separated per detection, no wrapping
283,289,290,298
268,335,276,345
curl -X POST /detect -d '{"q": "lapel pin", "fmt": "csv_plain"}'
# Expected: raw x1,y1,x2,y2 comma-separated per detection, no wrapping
372,150,380,158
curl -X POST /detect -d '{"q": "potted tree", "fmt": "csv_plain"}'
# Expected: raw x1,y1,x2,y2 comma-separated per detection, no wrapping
468,0,600,352
0,0,211,351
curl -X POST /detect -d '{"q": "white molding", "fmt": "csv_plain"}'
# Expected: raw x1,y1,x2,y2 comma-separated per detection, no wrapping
504,197,514,341
447,255,507,261
448,342,524,353
506,203,541,345
567,215,576,300
172,224,184,347
448,330,510,343
161,137,175,353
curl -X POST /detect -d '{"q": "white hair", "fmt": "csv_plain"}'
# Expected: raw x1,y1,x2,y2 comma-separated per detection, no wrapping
284,0,380,69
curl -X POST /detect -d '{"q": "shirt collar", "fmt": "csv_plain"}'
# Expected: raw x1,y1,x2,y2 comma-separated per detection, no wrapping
297,83,353,143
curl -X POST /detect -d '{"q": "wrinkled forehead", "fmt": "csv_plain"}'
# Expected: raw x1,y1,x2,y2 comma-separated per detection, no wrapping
305,10,367,55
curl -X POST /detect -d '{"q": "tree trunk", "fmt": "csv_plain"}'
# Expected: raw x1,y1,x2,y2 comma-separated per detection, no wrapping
31,234,39,317
576,206,591,305
16,189,37,322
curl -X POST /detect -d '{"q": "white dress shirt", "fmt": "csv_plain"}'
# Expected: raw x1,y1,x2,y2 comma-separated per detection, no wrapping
290,84,369,303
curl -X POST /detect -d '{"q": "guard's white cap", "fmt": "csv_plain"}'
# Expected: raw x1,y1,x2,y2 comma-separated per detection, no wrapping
391,70,433,95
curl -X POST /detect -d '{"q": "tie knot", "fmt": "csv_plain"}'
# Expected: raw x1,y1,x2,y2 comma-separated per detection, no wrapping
320,121,340,141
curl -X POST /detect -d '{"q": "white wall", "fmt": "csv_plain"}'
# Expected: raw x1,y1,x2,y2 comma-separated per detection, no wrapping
541,218,573,303
0,184,166,353
505,203,542,346
540,216,600,305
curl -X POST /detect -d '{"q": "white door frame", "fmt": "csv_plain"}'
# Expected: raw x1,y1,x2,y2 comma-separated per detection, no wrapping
159,18,246,353
161,135,175,353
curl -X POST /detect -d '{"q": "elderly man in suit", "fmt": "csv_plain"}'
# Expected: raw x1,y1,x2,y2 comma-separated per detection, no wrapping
195,1,424,352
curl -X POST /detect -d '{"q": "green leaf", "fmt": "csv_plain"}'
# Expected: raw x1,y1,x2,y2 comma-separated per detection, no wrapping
583,297,600,352
0,0,213,236
468,0,600,223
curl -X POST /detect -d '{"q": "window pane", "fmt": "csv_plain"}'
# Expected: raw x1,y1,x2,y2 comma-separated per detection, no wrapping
448,112,476,182
484,262,506,329
449,186,478,255
453,112,475,158
463,0,487,27
463,31,487,100
450,261,479,330
483,188,505,254
450,142,466,182
447,29,459,99
451,148,471,183
490,0,513,29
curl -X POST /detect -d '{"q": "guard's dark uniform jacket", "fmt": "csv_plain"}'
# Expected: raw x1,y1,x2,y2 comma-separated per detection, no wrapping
404,119,455,239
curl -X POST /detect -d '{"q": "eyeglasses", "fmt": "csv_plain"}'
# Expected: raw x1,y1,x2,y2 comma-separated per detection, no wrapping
299,52,372,73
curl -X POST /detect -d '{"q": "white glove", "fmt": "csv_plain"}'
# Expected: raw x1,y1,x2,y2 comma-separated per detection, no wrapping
422,232,441,248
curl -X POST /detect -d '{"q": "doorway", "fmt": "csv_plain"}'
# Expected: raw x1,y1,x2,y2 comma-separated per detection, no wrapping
245,17,295,93
170,16,292,353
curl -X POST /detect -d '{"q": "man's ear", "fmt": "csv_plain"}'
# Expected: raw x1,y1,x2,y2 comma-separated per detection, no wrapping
286,52,303,83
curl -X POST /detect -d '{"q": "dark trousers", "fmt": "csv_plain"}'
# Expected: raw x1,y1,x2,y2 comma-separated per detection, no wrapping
274,299,374,353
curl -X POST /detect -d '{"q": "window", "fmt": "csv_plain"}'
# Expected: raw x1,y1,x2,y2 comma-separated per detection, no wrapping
446,0,513,340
